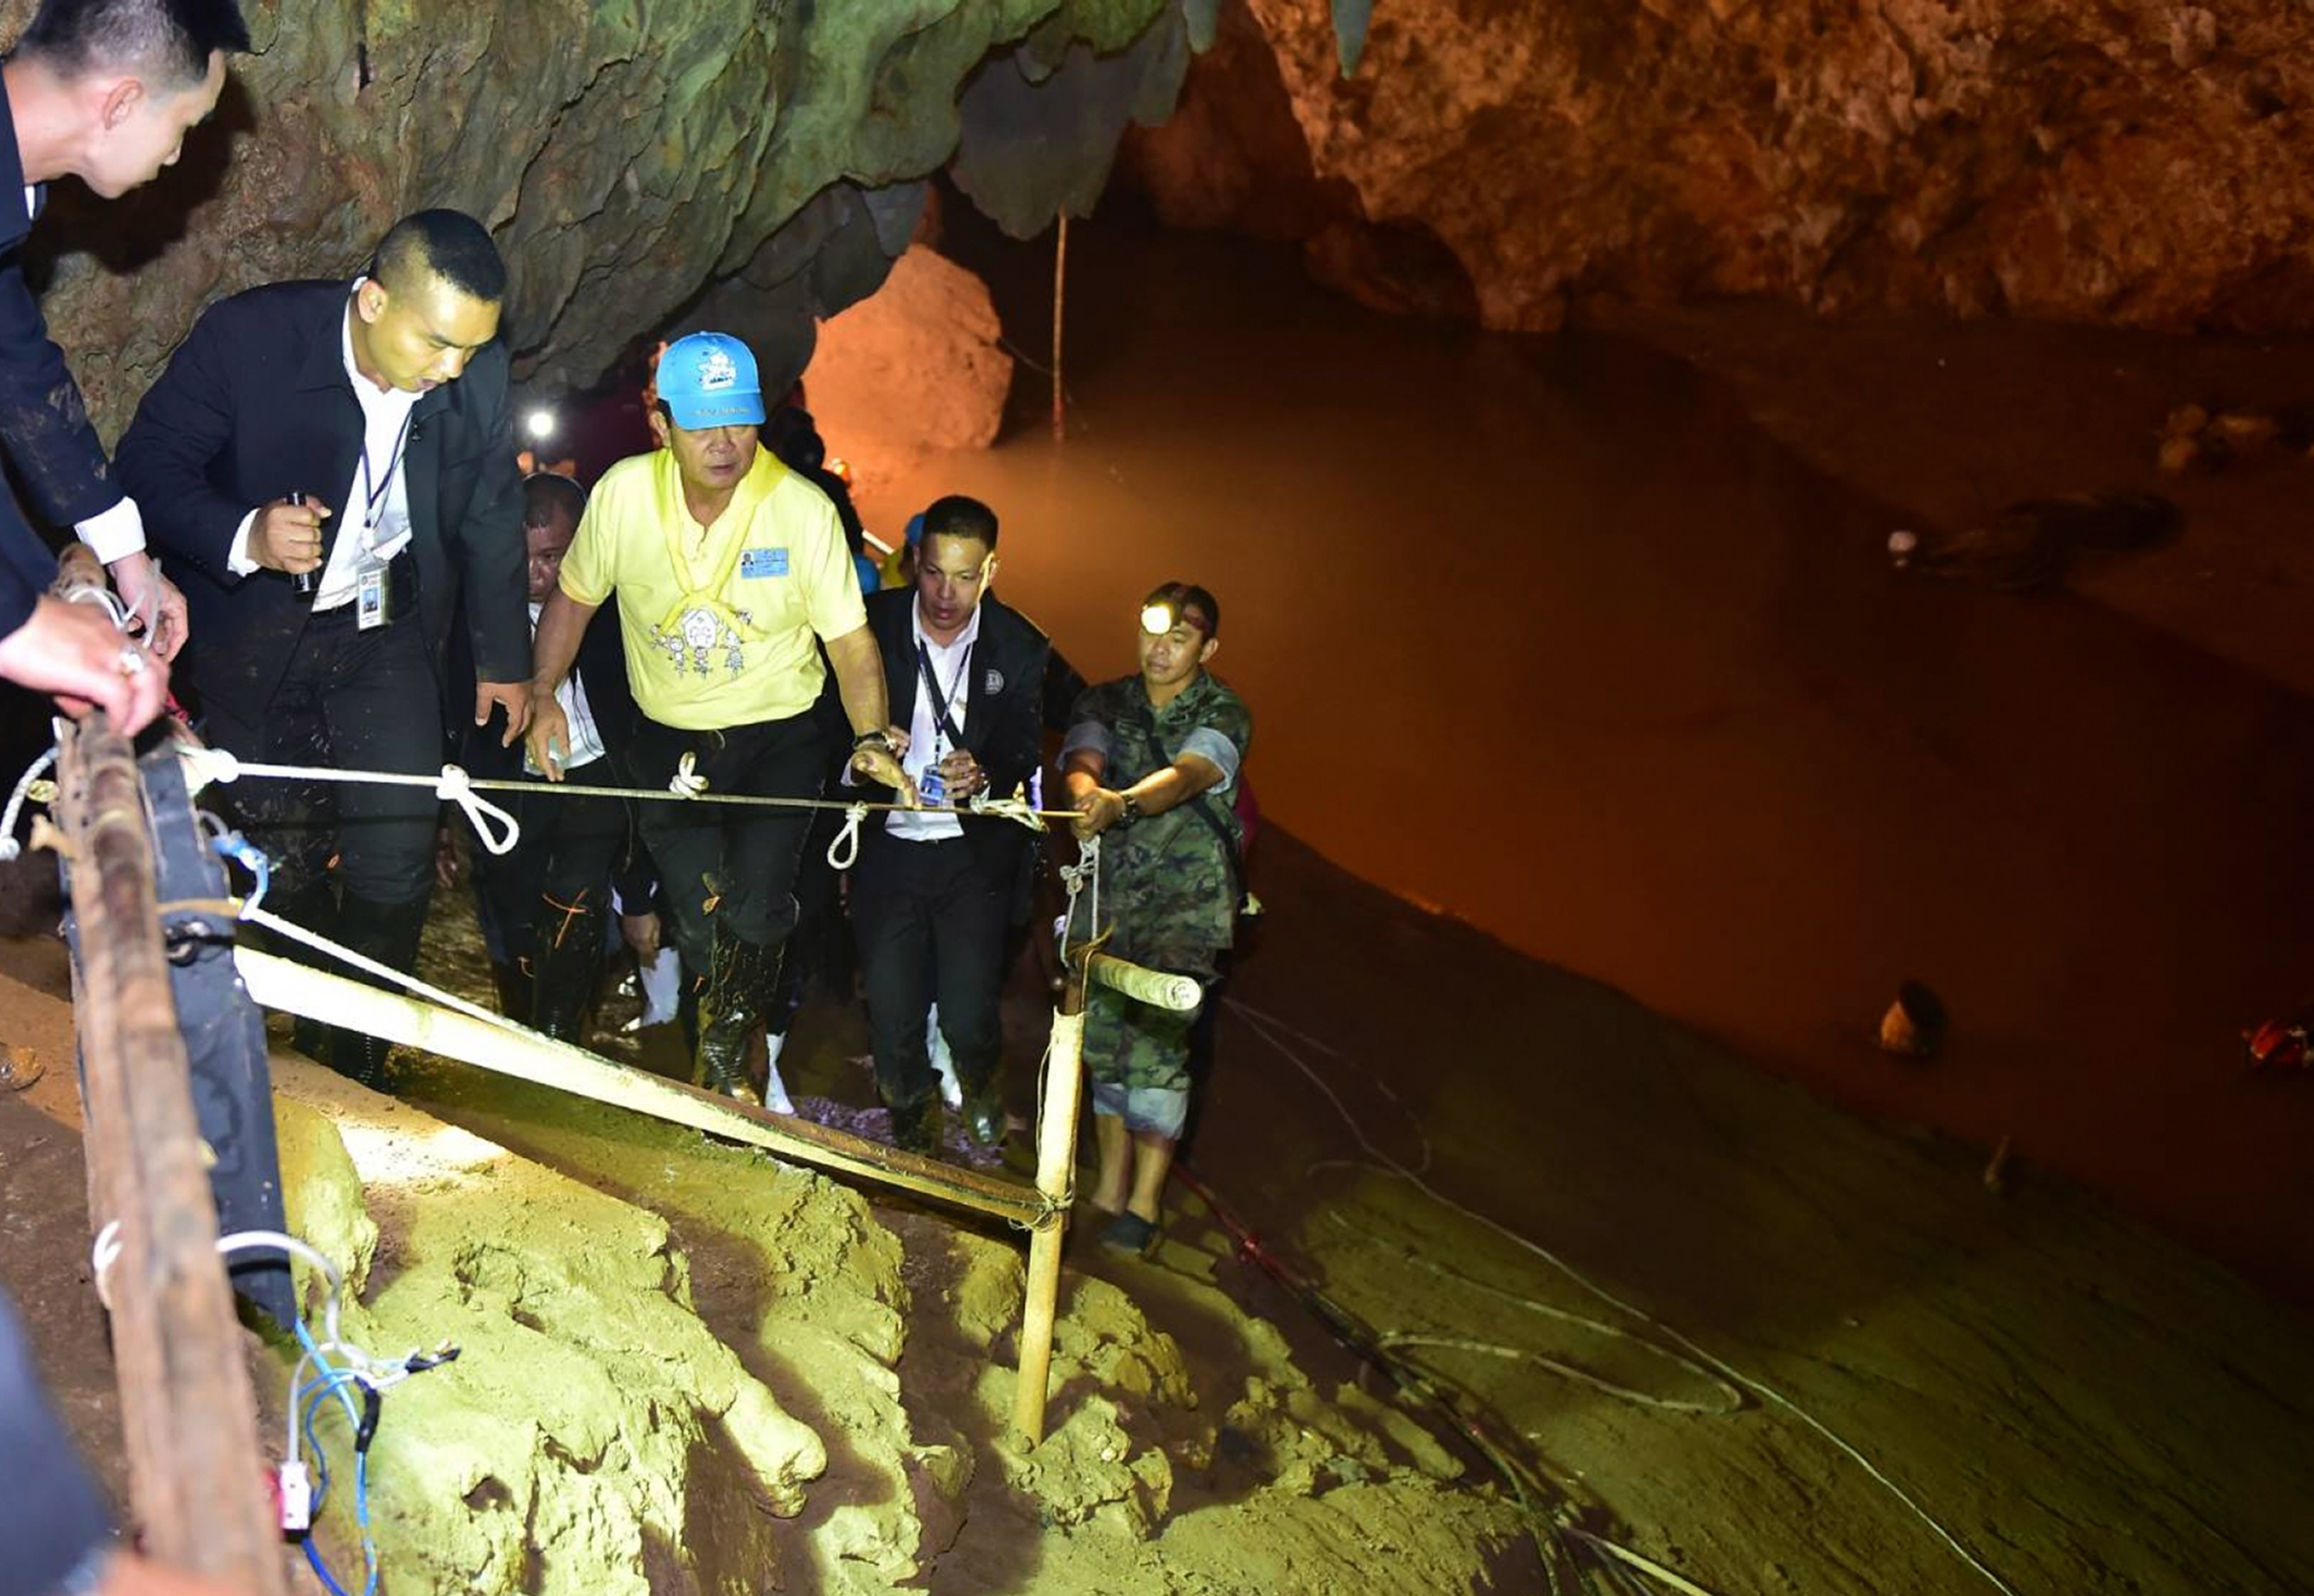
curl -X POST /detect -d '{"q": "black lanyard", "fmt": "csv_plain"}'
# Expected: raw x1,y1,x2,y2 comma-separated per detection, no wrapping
914,636,971,752
357,408,417,537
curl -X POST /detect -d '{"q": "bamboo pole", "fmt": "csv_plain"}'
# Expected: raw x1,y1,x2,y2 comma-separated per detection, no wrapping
232,947,1046,1227
56,718,288,1596
1010,942,1204,1445
1050,213,1069,442
1011,946,1091,1446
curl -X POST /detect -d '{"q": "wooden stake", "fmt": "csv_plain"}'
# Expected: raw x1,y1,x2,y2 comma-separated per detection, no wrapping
56,718,287,1596
1012,944,1093,1446
1051,213,1069,443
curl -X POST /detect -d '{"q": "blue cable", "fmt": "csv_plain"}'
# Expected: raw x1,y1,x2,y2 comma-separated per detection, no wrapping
207,828,271,915
293,1323,379,1596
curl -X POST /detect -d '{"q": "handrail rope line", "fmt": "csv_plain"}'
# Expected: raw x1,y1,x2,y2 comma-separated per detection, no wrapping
237,906,1058,1229
181,746,1077,824
1223,997,2021,1596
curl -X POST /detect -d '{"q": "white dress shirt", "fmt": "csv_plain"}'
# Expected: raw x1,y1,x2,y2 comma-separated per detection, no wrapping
885,600,982,842
225,281,417,609
524,601,607,776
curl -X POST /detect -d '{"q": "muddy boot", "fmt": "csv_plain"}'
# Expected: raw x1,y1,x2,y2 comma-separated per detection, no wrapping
887,1096,939,1156
530,897,604,1043
329,893,430,1092
959,1067,1005,1149
262,879,338,1065
695,927,774,1106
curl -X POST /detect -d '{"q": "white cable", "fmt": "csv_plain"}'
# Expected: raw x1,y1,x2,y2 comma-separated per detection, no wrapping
1224,999,2021,1596
0,745,58,862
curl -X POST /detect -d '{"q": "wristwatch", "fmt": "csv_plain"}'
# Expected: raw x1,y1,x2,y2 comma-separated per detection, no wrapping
852,729,896,756
1116,791,1141,827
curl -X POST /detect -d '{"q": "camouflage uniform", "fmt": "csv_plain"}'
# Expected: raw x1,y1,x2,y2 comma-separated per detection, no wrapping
1064,670,1252,1136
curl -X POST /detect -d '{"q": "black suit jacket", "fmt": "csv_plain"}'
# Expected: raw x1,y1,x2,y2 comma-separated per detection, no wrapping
458,603,639,783
115,279,529,721
857,588,1083,877
0,72,119,635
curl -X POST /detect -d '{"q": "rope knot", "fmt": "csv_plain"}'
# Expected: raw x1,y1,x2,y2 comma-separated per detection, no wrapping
435,763,520,855
178,743,241,794
969,785,1048,833
826,802,870,871
670,752,709,799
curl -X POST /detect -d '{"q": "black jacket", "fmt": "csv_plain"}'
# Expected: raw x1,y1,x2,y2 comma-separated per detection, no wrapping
458,603,639,784
856,588,1083,876
115,278,529,721
0,70,121,636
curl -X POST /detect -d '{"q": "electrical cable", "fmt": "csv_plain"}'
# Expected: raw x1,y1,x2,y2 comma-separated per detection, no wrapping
1219,997,2022,1596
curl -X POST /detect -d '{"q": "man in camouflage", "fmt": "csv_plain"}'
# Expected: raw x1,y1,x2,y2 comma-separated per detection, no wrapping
1062,580,1251,1256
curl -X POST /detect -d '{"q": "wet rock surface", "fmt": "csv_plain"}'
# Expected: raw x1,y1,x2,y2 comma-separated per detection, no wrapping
6,0,1175,434
1130,0,2314,335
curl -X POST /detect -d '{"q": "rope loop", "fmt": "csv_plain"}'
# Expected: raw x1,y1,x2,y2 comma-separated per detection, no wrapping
826,802,869,871
435,764,520,855
669,752,709,799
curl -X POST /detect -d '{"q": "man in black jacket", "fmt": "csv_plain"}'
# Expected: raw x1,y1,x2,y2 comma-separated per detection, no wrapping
464,470,641,1040
116,208,532,1086
0,0,250,661
848,495,1080,1154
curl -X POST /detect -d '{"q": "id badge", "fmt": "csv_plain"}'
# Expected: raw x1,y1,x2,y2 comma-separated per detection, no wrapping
917,764,947,807
356,565,390,631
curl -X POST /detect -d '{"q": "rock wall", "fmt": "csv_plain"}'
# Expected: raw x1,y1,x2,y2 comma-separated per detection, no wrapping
3,0,1177,437
1131,0,2314,334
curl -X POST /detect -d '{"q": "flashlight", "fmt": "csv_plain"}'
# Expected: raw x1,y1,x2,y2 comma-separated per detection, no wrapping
524,408,558,442
1140,601,1176,636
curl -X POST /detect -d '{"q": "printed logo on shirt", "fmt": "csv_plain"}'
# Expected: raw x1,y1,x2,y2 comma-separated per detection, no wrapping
740,547,790,579
982,667,1006,696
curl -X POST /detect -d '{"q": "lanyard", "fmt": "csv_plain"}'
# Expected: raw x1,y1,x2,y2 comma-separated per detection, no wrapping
914,636,972,752
357,408,416,538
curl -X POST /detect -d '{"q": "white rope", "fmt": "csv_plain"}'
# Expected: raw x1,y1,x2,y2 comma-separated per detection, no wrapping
432,764,519,855
0,745,58,863
825,802,869,870
1059,833,1101,957
669,751,708,799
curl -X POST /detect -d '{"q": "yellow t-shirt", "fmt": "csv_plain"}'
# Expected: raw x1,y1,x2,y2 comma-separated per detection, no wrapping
559,447,866,730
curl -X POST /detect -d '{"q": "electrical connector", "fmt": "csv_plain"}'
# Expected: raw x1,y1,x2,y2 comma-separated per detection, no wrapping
277,1460,313,1533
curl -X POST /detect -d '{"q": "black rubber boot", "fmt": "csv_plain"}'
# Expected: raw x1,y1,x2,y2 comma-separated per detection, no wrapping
887,1097,939,1157
530,896,604,1043
695,927,775,1106
329,893,430,1092
490,961,533,1023
959,1069,1005,1149
260,879,338,1065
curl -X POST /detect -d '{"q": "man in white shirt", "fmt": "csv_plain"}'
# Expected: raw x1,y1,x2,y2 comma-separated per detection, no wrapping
0,0,250,663
468,471,639,1041
847,496,1080,1155
117,209,532,1088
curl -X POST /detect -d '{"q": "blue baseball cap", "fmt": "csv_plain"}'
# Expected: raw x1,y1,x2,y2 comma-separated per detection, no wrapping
656,332,765,431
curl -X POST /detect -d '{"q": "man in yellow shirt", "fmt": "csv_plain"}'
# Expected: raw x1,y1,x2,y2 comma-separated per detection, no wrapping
526,332,912,1103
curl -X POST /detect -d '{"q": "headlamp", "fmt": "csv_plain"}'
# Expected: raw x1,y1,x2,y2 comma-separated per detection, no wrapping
1140,601,1176,636
524,408,558,442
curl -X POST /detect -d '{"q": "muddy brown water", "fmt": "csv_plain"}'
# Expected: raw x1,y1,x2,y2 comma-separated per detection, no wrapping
856,213,2314,1303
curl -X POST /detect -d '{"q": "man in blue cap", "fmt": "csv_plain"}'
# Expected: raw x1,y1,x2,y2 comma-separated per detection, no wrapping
527,332,913,1106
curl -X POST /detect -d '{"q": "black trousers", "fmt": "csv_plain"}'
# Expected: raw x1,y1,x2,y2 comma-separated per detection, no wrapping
850,832,1011,1112
471,757,629,965
629,711,825,976
202,605,441,910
